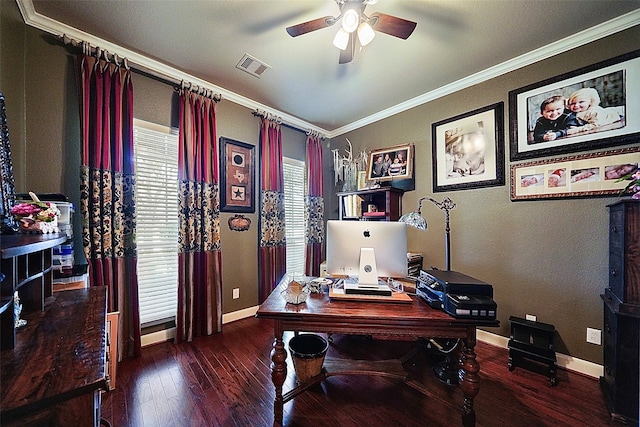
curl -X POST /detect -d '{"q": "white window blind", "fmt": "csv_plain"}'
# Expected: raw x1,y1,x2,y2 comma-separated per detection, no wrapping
133,119,179,326
283,158,306,275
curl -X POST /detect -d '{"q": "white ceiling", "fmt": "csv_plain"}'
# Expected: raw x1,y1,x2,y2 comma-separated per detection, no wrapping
20,0,640,136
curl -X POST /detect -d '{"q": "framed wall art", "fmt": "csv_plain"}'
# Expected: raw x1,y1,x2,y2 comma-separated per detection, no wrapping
432,102,505,192
219,137,255,213
366,144,413,182
510,146,639,201
509,49,640,161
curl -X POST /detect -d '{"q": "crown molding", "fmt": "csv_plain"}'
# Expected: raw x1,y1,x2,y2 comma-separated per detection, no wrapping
328,9,640,138
16,1,640,139
16,0,325,135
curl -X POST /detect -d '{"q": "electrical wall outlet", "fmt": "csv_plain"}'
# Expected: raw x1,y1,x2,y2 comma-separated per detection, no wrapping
525,314,537,322
587,327,601,345
232,288,240,299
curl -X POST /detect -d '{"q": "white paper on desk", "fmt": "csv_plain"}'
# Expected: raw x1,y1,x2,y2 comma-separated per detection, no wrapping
332,288,345,295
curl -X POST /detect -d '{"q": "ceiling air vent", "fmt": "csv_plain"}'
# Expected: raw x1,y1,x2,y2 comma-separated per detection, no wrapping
236,54,270,78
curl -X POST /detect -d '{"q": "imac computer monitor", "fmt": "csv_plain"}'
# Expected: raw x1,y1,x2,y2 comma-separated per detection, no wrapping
326,220,408,286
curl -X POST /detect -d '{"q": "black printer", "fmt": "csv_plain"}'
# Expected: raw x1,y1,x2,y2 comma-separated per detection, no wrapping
417,269,497,320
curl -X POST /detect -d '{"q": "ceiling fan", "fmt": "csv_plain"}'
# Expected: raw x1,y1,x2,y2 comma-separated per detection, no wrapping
286,0,417,64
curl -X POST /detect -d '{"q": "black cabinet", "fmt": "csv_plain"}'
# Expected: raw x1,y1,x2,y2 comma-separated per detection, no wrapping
601,200,639,425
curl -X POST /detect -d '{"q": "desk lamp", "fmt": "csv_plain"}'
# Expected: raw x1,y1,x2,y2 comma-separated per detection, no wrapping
399,195,460,385
398,196,456,271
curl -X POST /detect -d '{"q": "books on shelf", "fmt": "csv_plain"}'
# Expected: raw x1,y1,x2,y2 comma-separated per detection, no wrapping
407,252,423,262
407,252,423,278
342,194,363,218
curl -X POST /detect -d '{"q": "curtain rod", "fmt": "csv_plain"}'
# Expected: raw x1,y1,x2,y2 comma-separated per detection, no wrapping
253,109,282,123
179,81,222,103
253,109,326,139
61,34,329,134
61,34,222,102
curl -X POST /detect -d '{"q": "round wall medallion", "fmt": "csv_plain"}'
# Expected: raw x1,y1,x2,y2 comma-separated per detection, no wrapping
228,214,251,231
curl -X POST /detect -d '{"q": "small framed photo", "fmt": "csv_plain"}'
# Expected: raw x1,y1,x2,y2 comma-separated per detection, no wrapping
509,49,640,161
432,102,505,192
219,137,255,213
357,171,368,190
510,146,639,201
366,144,413,182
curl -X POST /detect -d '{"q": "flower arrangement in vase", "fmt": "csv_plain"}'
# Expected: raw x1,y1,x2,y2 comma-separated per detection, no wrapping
10,192,60,233
618,168,640,200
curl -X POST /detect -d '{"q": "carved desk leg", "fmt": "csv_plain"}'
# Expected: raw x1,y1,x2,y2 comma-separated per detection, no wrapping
271,321,287,426
459,327,479,427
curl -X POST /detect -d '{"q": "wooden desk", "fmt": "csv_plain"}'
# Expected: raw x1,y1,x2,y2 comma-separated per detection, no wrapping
256,285,499,427
1,287,108,426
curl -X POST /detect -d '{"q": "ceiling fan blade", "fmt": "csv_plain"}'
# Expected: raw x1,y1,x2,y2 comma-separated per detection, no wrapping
286,16,335,37
339,32,355,64
369,12,417,39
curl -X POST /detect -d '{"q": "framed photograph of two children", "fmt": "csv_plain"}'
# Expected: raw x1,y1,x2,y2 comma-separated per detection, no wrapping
509,49,640,161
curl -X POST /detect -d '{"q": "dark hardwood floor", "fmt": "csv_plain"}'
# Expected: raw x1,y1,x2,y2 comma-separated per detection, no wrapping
101,316,617,427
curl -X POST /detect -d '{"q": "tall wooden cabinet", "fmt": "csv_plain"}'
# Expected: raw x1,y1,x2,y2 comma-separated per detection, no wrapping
601,200,639,425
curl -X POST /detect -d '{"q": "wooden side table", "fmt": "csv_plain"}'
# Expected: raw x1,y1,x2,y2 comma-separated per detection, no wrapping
507,316,557,386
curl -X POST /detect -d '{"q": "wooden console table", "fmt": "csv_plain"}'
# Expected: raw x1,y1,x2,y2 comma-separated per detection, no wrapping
256,283,499,426
1,287,108,426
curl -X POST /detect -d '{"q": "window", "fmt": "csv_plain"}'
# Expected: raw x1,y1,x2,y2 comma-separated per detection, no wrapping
283,157,306,274
133,119,179,326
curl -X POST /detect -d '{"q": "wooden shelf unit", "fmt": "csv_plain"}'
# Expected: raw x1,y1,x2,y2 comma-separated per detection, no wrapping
337,187,404,221
0,233,67,350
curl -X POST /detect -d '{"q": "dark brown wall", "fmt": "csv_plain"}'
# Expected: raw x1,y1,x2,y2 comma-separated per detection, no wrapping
0,0,327,315
334,26,640,364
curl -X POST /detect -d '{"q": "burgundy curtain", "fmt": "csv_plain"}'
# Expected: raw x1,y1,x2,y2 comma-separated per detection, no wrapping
176,87,222,342
304,134,325,276
258,117,286,303
77,52,141,359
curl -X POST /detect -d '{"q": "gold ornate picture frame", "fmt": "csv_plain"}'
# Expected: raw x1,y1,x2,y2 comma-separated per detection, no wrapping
366,144,414,182
510,146,639,201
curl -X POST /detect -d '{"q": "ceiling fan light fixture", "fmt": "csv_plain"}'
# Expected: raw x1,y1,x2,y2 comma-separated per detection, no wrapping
342,9,360,33
333,28,350,50
286,0,417,64
357,22,375,46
